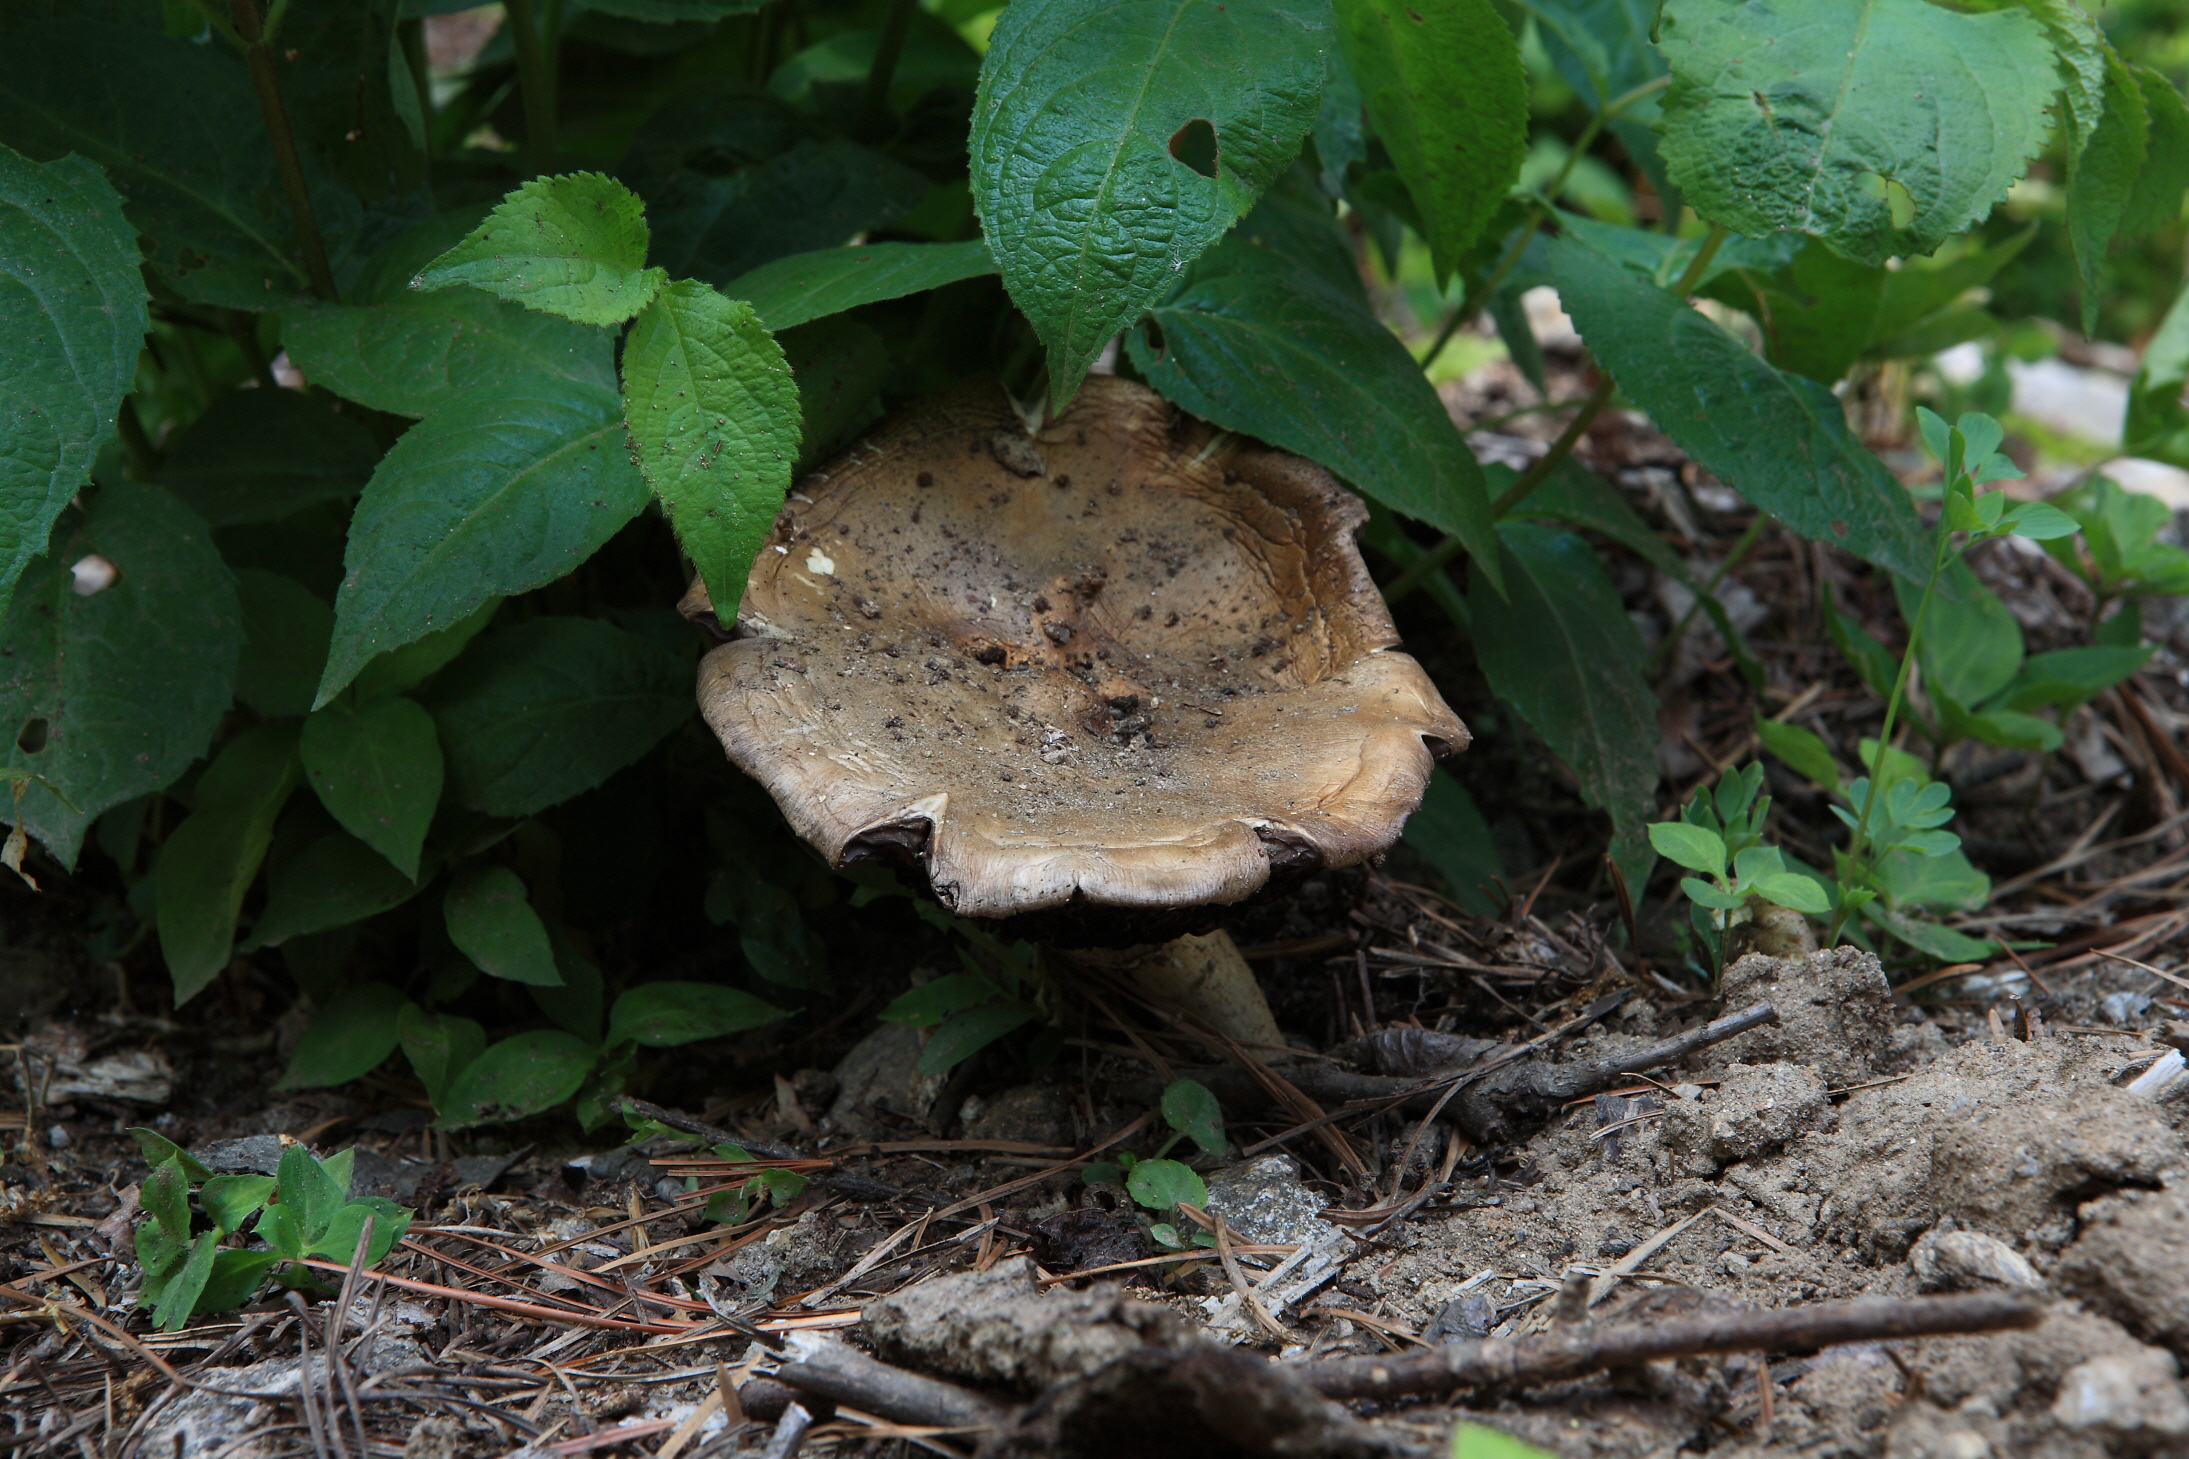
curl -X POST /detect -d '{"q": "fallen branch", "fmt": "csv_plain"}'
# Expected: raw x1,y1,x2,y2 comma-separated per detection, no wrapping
1297,1291,2043,1399
775,1342,1011,1431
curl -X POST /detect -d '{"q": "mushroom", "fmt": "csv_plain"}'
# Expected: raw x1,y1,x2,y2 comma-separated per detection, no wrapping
679,377,1467,1051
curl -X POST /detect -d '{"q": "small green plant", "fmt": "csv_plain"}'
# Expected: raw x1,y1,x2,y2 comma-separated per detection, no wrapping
864,867,1055,1077
2042,475,2189,623
1084,1078,1228,1253
1451,1422,1558,1459
1823,409,2077,947
130,1129,411,1333
1649,764,1830,982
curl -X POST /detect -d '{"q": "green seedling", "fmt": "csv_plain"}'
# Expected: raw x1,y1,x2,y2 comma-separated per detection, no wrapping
1084,1078,1227,1253
1651,764,1830,983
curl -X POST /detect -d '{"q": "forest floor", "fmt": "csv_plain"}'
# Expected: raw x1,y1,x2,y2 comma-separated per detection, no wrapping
9,336,2189,1458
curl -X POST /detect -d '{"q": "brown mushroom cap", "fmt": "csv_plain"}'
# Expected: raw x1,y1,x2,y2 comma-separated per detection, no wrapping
681,376,1468,936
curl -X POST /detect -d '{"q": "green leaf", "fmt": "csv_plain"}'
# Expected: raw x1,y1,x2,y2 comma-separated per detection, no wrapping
0,483,242,866
157,724,303,1003
1128,245,1500,589
1896,563,2021,710
0,146,147,619
1402,767,1504,916
620,280,801,622
1468,522,1658,893
305,1188,413,1262
1548,233,1931,584
156,389,381,528
196,1249,282,1315
198,1175,275,1237
1161,1078,1226,1157
444,864,559,986
301,695,443,880
246,829,427,948
2121,64,2189,241
150,1230,221,1332
706,867,830,988
2067,49,2150,333
1751,872,1830,916
1682,877,1745,911
315,381,652,705
141,1157,195,1243
1998,646,2154,712
437,1030,598,1127
1755,718,1843,792
970,0,1331,410
1452,1420,1559,1459
780,317,890,472
0,19,356,308
414,173,667,327
275,981,409,1091
276,1142,350,1242
918,1002,1038,1076
234,570,334,720
1997,502,2081,542
399,1004,487,1111
1125,1157,1208,1213
605,981,791,1048
350,597,501,704
532,936,605,1043
283,296,616,420
1648,821,1726,878
1874,844,1989,913
878,972,1003,1027
1866,906,1995,963
729,241,998,332
129,1130,212,1184
424,617,692,818
1334,0,1525,284
1656,0,2053,266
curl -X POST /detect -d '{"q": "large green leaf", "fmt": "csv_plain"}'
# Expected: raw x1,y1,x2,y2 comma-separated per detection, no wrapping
780,318,890,472
276,0,426,204
620,280,801,624
245,828,426,948
0,147,146,620
300,695,443,879
444,864,560,986
1548,233,1930,583
1656,0,2054,265
157,724,303,1003
0,19,358,307
2121,64,2189,241
970,0,1330,410
605,981,791,1048
315,381,652,706
233,570,335,720
1128,240,1500,591
437,1030,597,1128
156,389,381,528
729,241,998,332
1897,562,2021,711
414,173,667,327
275,980,409,1091
1334,0,1525,284
423,617,691,818
283,296,616,419
0,484,241,866
2066,49,2150,333
1468,522,1658,890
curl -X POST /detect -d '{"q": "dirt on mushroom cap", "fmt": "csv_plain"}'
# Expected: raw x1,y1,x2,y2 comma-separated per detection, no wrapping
680,376,1467,923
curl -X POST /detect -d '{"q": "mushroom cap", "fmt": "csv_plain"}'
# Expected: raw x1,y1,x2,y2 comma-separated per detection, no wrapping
682,376,1467,937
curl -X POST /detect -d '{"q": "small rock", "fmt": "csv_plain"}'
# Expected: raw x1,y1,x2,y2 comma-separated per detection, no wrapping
1717,946,1895,1086
191,1135,287,1176
2056,1186,2189,1356
402,1416,466,1459
965,1084,1073,1147
1907,1229,2045,1293
2051,1348,2189,1440
2102,990,2154,1027
827,1024,946,1137
43,1125,67,1150
1660,1060,1832,1174
1421,1290,1494,1344
790,1067,839,1112
1202,1154,1330,1246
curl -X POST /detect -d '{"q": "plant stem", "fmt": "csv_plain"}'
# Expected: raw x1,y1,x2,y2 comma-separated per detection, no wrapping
853,0,917,142
1647,512,1766,677
231,0,337,302
505,0,557,176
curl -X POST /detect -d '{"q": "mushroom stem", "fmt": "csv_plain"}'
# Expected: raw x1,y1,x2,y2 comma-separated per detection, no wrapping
1060,930,1289,1061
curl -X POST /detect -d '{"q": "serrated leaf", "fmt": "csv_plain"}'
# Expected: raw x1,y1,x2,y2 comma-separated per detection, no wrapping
437,1030,597,1127
398,1004,487,1111
283,294,616,419
444,864,559,986
156,723,302,1003
971,0,1331,410
620,280,800,622
729,240,998,332
1402,767,1503,917
0,147,147,619
1128,244,1500,590
0,19,358,308
414,173,666,326
423,617,691,818
1656,0,2053,265
605,981,791,1048
2067,50,2150,334
1334,0,1525,284
246,828,426,948
2121,64,2189,240
315,380,651,705
301,695,443,880
1548,234,1931,584
234,570,334,720
1468,522,1658,892
275,981,408,1090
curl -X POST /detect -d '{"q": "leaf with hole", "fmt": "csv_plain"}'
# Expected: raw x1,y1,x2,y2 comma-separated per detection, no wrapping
971,0,1330,410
